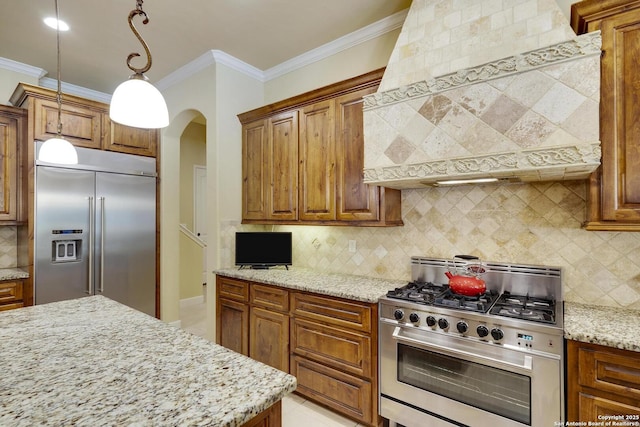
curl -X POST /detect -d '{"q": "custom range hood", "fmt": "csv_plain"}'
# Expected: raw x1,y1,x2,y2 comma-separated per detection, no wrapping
363,0,601,189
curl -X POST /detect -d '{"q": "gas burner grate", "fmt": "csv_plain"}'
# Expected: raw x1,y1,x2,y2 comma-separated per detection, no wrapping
434,289,499,313
489,292,556,324
386,281,448,305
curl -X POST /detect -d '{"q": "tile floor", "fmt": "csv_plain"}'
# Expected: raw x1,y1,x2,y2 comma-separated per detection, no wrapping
179,298,364,427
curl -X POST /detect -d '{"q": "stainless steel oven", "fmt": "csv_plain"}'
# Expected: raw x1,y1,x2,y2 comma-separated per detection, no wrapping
379,257,565,427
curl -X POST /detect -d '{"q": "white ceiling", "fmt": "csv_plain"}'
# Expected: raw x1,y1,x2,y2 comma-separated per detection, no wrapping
0,1,577,97
0,0,412,95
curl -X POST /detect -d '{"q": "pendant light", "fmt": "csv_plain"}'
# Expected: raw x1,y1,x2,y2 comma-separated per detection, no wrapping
39,0,78,165
109,0,169,129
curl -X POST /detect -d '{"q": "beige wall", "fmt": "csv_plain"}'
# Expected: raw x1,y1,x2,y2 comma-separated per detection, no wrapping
0,68,39,104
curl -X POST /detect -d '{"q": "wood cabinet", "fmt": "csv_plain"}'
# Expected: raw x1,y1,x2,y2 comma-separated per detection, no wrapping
567,340,640,421
250,284,290,372
242,111,298,221
0,105,26,223
290,292,377,426
238,68,402,227
216,276,250,356
0,280,24,311
572,0,640,230
215,275,380,426
10,83,158,157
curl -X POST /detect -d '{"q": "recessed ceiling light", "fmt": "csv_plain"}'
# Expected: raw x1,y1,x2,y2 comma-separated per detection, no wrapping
44,17,69,31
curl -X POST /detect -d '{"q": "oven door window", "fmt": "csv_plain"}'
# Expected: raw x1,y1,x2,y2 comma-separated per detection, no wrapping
398,343,531,425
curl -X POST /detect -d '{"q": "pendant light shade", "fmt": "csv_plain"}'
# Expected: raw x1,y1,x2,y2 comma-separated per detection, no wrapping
38,137,78,164
109,0,169,129
110,76,169,128
39,0,78,165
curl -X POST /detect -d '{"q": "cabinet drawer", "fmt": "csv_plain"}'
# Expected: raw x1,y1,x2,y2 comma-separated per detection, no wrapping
251,284,289,311
578,345,640,400
0,302,24,311
291,292,372,333
291,318,371,377
291,355,372,425
0,281,22,304
578,392,640,417
217,276,249,302
34,98,102,149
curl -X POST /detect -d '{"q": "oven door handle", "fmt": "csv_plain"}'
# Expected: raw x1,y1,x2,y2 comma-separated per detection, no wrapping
392,326,533,372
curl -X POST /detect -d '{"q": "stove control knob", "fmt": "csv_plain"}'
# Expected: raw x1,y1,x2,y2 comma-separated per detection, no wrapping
477,325,489,338
491,328,504,342
438,318,449,330
426,316,437,327
409,313,420,323
393,309,404,321
456,321,468,334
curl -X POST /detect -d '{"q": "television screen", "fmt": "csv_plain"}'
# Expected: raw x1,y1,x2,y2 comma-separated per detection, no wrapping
235,232,292,269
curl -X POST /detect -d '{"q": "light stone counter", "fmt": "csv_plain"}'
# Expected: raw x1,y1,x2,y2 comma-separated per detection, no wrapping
214,267,407,303
564,301,640,352
0,267,29,281
0,295,296,427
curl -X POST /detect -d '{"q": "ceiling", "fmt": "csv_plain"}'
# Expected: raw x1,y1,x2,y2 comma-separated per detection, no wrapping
0,0,412,95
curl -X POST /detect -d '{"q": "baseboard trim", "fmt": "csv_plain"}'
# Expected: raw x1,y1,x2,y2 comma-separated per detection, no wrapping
180,295,205,307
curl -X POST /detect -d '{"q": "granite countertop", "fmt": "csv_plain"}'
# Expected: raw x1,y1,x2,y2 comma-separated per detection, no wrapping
0,295,297,427
214,267,407,303
564,301,640,352
216,268,640,352
0,267,29,281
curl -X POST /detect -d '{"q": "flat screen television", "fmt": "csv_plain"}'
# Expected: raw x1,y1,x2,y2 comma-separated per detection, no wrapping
235,232,292,269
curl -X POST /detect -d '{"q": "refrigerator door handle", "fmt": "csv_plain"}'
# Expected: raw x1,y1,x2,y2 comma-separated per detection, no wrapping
88,196,94,295
99,197,105,293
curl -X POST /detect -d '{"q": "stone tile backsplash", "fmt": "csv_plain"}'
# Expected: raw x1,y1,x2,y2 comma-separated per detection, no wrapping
0,226,18,268
221,182,640,311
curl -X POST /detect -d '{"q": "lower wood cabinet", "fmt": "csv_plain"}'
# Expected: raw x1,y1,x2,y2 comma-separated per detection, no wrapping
216,275,379,426
0,280,24,311
567,340,640,421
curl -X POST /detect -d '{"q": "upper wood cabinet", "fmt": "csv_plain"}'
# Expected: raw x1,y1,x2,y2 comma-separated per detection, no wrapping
0,105,25,223
238,68,403,227
572,0,640,230
10,83,158,158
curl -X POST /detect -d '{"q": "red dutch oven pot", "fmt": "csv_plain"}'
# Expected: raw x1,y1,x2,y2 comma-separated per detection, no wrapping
445,255,487,296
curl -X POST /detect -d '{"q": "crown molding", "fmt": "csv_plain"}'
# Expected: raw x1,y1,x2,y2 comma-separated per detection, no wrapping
263,9,408,81
39,77,112,104
0,57,47,79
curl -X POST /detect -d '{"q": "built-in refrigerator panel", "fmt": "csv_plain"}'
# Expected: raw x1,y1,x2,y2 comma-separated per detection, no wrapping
34,142,157,316
94,172,156,316
35,167,94,303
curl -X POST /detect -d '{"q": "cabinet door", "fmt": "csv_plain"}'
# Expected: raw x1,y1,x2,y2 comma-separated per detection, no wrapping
242,119,269,220
291,355,373,425
104,118,158,157
250,306,289,372
0,280,23,306
33,98,102,149
0,109,19,221
335,87,380,222
268,111,298,220
216,298,249,356
600,10,640,222
299,100,335,221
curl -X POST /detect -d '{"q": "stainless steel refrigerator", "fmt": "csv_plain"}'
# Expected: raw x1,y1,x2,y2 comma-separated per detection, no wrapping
34,142,157,316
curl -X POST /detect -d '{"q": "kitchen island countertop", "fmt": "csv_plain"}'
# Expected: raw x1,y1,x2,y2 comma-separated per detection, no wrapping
215,267,407,303
564,301,640,352
0,295,296,426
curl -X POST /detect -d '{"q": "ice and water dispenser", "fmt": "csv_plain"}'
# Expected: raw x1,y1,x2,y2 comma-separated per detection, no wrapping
51,230,82,262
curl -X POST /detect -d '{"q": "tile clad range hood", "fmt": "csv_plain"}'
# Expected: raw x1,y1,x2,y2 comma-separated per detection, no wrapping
363,0,602,188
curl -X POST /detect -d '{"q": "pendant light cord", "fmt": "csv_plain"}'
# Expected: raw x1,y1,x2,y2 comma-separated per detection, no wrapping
54,0,62,137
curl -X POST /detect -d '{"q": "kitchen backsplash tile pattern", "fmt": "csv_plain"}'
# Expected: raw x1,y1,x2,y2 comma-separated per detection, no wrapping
221,182,640,311
0,226,18,268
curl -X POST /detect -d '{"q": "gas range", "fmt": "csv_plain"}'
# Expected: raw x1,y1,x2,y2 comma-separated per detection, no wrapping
379,257,566,427
379,256,564,351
